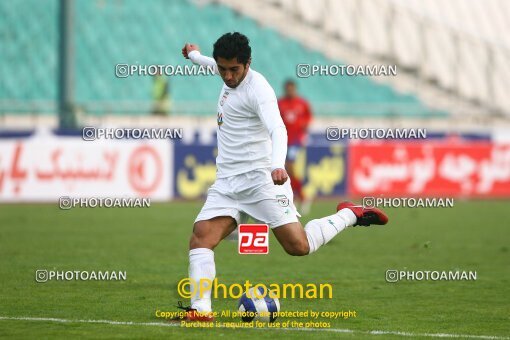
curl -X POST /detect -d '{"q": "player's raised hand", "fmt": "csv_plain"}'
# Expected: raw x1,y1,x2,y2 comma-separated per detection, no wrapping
181,43,200,59
271,168,288,185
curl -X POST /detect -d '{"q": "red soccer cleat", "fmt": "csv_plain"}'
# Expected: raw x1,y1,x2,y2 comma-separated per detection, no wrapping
337,201,389,226
182,310,214,322
171,301,214,322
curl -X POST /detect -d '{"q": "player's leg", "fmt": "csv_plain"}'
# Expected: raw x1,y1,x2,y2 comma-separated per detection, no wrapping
184,178,240,317
272,205,357,256
271,221,309,256
274,202,389,256
286,145,304,202
287,159,302,200
189,216,237,249
241,169,352,255
188,216,237,313
287,145,315,215
241,170,388,256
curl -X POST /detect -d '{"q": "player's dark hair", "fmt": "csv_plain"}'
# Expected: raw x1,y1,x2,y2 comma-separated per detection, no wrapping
284,79,296,87
213,32,251,65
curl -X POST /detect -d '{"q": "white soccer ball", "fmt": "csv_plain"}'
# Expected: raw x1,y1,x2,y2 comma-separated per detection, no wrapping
238,286,280,323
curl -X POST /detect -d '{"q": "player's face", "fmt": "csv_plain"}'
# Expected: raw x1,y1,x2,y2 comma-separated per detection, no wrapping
285,83,297,98
216,57,250,88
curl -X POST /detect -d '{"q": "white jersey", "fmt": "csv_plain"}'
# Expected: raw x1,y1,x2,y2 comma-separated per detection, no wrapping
189,51,287,178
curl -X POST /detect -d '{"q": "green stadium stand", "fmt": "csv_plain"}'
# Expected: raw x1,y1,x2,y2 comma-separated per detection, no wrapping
0,0,444,117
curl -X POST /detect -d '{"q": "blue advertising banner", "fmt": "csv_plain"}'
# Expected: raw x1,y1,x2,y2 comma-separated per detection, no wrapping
173,142,348,199
174,144,217,199
294,144,348,198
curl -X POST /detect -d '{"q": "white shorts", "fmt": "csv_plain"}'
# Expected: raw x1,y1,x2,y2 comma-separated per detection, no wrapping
195,168,300,229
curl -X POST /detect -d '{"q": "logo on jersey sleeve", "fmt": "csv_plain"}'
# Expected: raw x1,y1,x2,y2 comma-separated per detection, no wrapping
217,112,223,127
220,91,230,106
276,194,289,207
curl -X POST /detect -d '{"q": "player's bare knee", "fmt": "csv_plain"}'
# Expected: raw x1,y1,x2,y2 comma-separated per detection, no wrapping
189,223,218,250
189,232,218,250
189,233,206,249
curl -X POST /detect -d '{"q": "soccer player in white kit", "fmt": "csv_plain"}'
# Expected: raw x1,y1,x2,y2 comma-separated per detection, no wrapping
177,32,388,321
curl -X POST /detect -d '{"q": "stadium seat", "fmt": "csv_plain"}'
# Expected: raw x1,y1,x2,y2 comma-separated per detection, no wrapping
0,0,437,117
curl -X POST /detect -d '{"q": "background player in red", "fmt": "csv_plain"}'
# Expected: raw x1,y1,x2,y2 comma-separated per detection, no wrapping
278,79,313,213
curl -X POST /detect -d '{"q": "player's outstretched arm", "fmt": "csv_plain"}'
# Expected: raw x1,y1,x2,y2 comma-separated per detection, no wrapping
250,81,289,185
181,43,218,75
269,124,289,185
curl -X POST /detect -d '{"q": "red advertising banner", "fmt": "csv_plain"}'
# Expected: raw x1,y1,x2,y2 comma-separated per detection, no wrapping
0,134,172,202
348,141,510,197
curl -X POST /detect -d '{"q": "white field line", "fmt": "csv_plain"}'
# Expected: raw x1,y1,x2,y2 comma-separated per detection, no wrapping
0,316,507,339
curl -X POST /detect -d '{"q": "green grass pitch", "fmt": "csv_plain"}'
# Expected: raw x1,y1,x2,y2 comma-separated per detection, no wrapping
0,201,508,339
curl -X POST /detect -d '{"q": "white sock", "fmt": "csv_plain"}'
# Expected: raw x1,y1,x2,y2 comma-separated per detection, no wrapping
188,248,215,312
304,208,357,254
